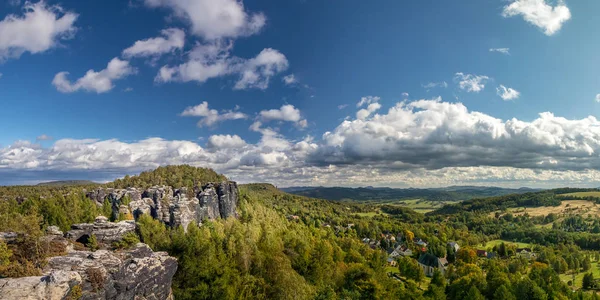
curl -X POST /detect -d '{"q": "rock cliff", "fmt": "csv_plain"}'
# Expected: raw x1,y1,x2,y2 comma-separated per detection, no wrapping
86,181,239,229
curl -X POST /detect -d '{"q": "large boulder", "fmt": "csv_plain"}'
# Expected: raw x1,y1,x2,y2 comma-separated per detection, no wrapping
66,217,135,246
0,270,82,300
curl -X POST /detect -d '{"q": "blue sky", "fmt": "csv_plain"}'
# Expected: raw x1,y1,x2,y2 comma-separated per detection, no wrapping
1,0,600,188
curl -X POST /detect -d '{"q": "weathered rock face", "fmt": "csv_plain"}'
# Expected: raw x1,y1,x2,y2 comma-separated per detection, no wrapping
66,216,136,245
86,181,239,229
216,181,239,219
142,186,173,224
0,243,177,300
0,270,82,300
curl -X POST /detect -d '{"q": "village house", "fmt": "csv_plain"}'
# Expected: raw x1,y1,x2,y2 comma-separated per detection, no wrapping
516,248,536,259
397,245,413,257
476,250,488,258
415,238,428,247
388,248,401,258
448,241,460,252
417,253,447,276
387,257,397,267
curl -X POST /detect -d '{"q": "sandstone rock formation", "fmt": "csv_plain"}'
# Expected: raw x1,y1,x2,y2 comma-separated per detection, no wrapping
66,216,136,245
0,243,177,300
85,181,239,229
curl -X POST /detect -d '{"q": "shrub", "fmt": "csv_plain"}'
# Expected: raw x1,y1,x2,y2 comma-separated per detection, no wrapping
112,232,140,250
87,234,99,251
86,267,105,292
68,284,82,300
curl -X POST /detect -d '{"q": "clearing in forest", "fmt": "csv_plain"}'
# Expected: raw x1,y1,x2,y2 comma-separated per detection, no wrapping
506,200,600,218
560,191,600,198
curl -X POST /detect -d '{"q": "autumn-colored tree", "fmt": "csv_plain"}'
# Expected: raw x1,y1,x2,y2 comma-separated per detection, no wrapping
456,248,477,264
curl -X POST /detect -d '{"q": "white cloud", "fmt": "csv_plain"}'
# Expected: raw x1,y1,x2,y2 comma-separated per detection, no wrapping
142,0,265,40
155,41,288,90
282,74,297,85
180,101,247,127
260,104,301,122
234,48,289,90
497,85,520,100
489,48,510,55
596,94,600,103
0,1,78,61
402,92,409,98
122,28,185,58
207,134,247,150
36,134,53,141
454,72,490,93
255,104,308,130
502,0,571,36
422,81,448,89
52,58,136,93
10,98,600,187
356,96,380,108
338,104,348,110
356,103,381,120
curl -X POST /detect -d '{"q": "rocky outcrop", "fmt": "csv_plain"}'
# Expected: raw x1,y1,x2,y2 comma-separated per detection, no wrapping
66,216,136,245
0,243,177,300
86,181,239,229
0,270,82,300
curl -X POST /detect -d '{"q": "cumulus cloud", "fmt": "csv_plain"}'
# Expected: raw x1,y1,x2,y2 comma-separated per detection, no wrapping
9,98,600,187
0,1,78,61
122,28,185,58
155,41,288,90
338,104,348,110
422,81,448,90
180,101,247,127
489,48,510,55
454,72,490,93
356,101,381,120
259,104,307,128
142,0,265,40
497,85,520,100
52,58,136,93
36,134,53,141
207,134,247,150
595,94,600,103
314,98,600,174
502,0,571,36
233,48,289,90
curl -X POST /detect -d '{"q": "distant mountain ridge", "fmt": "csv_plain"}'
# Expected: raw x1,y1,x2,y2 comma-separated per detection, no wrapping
280,185,541,202
36,180,97,186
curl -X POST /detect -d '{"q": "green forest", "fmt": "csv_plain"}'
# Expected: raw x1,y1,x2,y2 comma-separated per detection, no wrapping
2,166,600,299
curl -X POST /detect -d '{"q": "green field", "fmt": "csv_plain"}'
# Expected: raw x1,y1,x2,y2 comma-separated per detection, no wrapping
559,262,600,288
478,239,532,250
383,199,458,214
560,191,600,198
354,211,388,218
